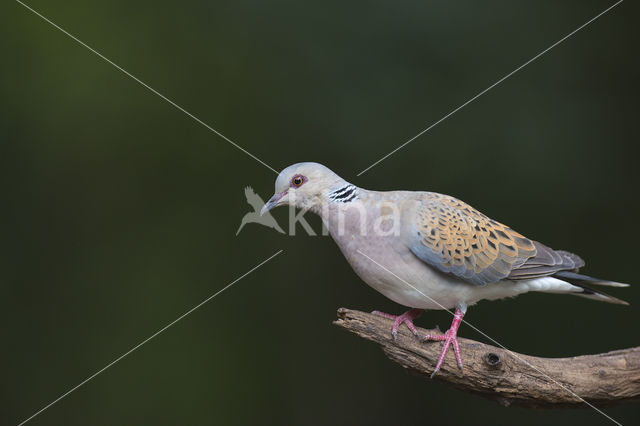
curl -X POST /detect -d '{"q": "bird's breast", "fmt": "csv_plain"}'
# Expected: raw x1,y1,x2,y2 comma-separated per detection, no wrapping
324,202,472,310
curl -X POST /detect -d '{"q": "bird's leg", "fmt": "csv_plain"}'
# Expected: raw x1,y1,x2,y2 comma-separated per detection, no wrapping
371,308,423,340
423,306,465,377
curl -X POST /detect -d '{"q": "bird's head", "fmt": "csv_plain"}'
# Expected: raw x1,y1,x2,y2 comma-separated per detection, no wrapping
261,162,345,215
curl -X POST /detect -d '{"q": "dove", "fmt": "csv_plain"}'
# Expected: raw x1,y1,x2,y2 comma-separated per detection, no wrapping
237,187,285,235
261,162,629,376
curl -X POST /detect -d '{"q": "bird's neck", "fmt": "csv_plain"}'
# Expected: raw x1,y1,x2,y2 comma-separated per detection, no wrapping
326,182,359,203
308,183,366,232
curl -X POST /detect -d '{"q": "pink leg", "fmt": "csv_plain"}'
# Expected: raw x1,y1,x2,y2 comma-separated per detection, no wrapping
371,308,423,340
424,308,464,378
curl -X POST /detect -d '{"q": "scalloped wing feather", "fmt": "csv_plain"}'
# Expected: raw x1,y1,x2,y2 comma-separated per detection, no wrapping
507,242,585,280
410,193,537,286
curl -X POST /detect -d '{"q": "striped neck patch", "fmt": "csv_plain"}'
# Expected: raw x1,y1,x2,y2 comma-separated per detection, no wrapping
329,184,358,203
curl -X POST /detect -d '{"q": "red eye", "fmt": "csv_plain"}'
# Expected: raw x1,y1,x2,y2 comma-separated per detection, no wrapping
291,175,305,187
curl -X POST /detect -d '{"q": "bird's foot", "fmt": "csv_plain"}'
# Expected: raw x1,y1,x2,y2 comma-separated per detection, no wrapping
371,308,423,341
423,308,465,378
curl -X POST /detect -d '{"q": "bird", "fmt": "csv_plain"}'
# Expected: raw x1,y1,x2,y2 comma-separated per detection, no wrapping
237,186,285,235
261,162,629,376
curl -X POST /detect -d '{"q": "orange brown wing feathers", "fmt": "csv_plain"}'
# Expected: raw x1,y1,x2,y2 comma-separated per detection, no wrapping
410,193,538,285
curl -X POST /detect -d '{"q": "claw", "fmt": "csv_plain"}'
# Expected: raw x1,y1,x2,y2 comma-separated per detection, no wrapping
372,308,423,340
424,308,465,377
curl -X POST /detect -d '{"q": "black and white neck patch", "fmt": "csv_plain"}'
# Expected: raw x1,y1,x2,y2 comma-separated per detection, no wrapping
329,184,358,203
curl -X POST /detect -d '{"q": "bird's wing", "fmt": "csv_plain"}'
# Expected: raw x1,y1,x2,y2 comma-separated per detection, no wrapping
409,192,537,285
244,187,265,211
507,243,584,280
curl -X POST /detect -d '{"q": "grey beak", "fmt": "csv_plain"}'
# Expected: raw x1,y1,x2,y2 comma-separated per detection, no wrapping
260,192,286,216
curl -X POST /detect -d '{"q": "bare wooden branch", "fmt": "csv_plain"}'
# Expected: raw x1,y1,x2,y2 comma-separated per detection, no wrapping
334,308,640,408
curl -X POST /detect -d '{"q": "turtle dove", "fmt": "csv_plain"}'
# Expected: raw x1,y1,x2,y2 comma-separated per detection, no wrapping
261,162,629,376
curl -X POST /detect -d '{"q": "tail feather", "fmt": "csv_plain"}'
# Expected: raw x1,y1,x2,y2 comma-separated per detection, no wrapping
554,271,630,305
554,271,630,288
573,286,629,305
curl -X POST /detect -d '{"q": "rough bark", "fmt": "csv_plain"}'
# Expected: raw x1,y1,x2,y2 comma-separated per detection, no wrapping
334,308,640,408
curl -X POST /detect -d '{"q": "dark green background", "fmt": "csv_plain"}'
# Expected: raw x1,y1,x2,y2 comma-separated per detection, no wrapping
2,1,638,424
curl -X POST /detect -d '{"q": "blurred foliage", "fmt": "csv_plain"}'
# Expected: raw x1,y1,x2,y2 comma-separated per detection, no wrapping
1,0,638,424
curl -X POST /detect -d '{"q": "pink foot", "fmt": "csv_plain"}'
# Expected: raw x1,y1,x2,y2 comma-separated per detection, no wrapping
372,308,423,341
423,308,464,378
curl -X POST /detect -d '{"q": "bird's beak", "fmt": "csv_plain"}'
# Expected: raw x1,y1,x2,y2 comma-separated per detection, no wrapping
260,191,287,216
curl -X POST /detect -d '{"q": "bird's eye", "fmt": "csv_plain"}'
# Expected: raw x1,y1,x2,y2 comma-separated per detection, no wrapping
291,175,305,187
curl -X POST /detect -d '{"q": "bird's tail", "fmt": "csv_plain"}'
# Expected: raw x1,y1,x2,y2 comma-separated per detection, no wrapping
554,271,630,305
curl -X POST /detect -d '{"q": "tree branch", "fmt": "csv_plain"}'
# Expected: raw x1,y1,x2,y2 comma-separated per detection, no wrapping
334,308,640,408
